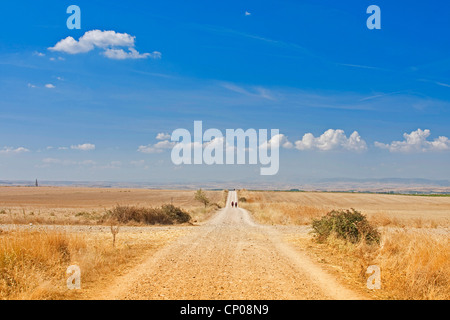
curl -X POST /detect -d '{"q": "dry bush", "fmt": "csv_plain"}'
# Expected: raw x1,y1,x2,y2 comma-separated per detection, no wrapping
312,209,380,244
102,204,191,225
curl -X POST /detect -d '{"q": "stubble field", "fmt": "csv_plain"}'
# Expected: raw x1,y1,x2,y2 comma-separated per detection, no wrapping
0,187,449,300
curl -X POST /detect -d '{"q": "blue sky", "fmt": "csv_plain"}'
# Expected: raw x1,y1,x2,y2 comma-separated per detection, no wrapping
0,0,449,184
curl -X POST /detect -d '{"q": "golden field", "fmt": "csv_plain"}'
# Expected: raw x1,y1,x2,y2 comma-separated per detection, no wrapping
0,187,224,224
0,187,449,300
239,190,450,300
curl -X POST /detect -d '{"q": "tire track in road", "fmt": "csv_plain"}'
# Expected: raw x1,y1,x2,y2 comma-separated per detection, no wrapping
93,191,365,300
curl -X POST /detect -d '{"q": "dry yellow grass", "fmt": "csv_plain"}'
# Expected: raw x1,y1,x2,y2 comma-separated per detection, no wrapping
297,230,450,300
375,230,449,299
0,226,185,299
242,202,327,225
241,189,450,300
0,187,223,225
239,190,450,228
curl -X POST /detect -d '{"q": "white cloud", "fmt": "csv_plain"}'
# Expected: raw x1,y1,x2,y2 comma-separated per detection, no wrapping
103,48,160,60
245,11,251,16
70,143,95,151
156,133,171,140
154,140,176,149
259,134,293,150
33,51,45,57
138,139,175,154
375,129,450,153
49,30,134,54
27,83,36,88
48,30,158,60
45,84,56,89
138,132,177,154
294,129,367,152
0,147,30,154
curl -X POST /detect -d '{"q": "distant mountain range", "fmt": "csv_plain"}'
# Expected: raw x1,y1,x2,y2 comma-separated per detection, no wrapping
1,178,449,194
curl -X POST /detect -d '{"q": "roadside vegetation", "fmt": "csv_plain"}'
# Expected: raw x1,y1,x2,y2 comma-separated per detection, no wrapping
0,227,185,299
189,189,224,223
0,188,224,226
311,209,380,245
102,204,191,225
241,190,449,300
238,189,327,225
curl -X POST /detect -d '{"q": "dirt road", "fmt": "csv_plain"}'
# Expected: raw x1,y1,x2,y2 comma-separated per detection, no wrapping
89,191,364,300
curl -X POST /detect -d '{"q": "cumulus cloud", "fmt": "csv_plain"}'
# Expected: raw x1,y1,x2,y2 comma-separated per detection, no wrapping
45,84,55,89
103,48,161,60
138,141,175,154
154,140,176,149
138,140,175,153
294,129,367,152
259,134,293,150
0,147,30,154
70,143,95,151
48,30,157,60
138,132,177,154
375,129,450,153
156,133,171,140
139,130,368,154
49,30,134,54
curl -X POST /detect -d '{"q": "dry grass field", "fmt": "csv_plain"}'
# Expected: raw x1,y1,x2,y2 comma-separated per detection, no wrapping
0,225,187,299
0,187,224,225
239,190,450,227
239,190,450,300
0,187,449,300
0,186,223,299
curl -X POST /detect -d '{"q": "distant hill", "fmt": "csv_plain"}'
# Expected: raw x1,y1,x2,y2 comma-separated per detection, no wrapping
1,178,449,194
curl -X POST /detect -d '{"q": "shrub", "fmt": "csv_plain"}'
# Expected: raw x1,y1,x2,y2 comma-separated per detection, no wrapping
194,189,210,208
238,197,247,203
104,204,191,225
160,204,191,224
311,208,380,244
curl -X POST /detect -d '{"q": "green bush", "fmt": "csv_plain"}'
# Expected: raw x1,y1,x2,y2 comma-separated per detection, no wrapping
104,204,191,225
311,208,380,244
